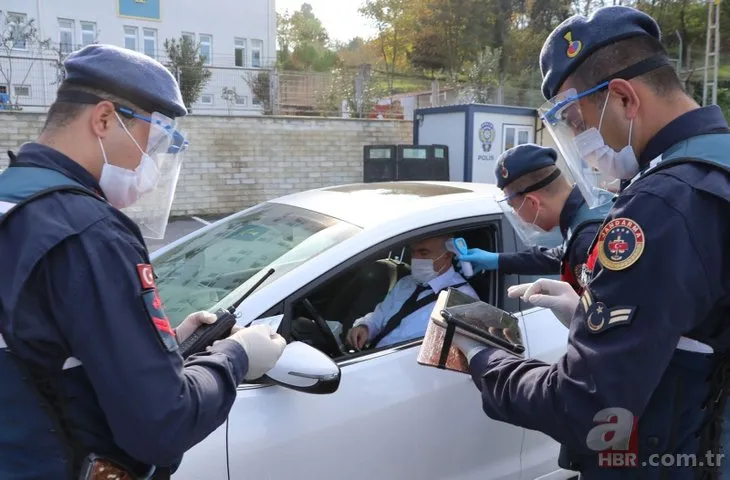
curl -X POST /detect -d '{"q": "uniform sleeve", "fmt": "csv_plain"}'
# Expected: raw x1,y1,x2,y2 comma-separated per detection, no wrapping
565,223,600,271
467,190,721,453
353,279,404,340
44,218,250,467
497,245,563,275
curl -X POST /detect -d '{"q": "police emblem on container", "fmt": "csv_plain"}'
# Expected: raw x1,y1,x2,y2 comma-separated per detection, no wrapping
597,218,645,271
478,122,496,152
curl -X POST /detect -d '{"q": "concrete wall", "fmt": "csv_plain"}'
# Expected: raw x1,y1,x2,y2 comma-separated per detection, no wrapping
0,112,413,216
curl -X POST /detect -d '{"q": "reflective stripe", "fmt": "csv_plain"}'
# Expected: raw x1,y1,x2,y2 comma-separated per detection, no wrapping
0,333,83,370
0,200,16,214
677,336,714,354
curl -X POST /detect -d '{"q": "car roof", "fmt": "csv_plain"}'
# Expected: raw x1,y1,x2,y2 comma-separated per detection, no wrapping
269,181,502,228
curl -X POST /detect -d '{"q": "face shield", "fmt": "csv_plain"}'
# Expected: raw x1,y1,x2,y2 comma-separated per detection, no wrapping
118,109,189,240
496,169,562,247
538,86,619,208
538,54,671,208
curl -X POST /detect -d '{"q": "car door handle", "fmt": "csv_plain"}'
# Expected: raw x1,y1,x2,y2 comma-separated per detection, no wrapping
288,371,339,381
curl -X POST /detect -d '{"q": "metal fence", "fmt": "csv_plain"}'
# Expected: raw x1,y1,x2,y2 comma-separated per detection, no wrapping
0,46,560,118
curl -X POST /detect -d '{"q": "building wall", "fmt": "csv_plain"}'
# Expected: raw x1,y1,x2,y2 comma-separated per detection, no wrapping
0,112,413,216
0,0,275,115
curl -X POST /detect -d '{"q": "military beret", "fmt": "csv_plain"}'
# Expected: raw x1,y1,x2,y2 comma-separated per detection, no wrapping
539,6,661,100
495,144,557,190
62,44,187,118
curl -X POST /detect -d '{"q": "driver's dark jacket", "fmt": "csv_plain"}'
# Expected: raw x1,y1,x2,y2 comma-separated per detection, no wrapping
0,143,249,479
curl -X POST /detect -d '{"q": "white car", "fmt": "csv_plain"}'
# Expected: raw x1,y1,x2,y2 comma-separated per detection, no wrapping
151,181,576,480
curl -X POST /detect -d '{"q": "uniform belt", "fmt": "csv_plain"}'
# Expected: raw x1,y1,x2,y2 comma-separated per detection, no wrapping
0,333,83,370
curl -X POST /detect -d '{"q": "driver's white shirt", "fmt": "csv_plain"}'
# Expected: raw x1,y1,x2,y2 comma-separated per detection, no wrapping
353,266,478,348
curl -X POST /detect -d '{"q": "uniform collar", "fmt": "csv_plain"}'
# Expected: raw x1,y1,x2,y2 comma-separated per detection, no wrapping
639,105,729,168
558,185,585,238
11,142,105,197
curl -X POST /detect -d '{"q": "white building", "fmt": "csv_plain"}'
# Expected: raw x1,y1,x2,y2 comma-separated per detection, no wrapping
0,0,276,115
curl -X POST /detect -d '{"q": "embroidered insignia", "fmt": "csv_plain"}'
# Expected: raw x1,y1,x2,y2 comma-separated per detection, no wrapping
597,218,645,271
141,289,178,352
500,159,509,179
137,264,156,290
574,264,585,286
564,31,582,58
581,289,636,334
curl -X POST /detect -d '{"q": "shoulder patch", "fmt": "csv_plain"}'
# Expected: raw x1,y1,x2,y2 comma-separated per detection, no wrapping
141,289,178,352
137,263,156,290
597,218,645,271
580,288,637,334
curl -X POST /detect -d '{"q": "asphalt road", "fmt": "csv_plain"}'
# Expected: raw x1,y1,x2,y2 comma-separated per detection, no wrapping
147,215,227,252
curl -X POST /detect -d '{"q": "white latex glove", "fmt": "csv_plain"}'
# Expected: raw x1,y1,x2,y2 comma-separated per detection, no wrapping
507,278,579,328
175,311,217,344
453,333,487,363
227,324,287,381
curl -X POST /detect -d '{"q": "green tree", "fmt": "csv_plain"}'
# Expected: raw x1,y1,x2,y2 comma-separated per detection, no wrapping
277,3,338,72
359,0,418,92
163,36,212,110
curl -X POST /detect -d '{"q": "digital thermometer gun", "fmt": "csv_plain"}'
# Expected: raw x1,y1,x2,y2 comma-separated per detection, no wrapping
446,237,474,278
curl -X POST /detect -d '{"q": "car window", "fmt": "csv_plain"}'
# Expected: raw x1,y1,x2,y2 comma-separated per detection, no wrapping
153,202,362,326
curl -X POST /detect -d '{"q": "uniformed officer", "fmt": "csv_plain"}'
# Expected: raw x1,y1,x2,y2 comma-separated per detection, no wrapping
452,6,730,479
457,143,610,298
0,44,287,479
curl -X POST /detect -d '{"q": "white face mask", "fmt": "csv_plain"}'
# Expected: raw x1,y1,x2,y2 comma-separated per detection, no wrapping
572,92,639,180
98,113,160,209
410,250,447,285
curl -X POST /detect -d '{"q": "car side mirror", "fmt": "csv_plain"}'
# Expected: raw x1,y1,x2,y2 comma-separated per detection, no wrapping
262,341,341,394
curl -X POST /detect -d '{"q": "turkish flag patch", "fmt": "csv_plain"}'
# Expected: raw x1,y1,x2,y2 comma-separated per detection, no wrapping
137,264,156,290
141,289,178,352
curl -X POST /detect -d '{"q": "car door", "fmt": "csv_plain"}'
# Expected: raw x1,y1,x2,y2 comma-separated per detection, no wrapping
500,219,574,480
223,218,535,480
224,340,524,480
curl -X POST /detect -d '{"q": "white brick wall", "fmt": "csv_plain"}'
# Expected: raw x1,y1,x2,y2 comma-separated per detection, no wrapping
0,113,413,216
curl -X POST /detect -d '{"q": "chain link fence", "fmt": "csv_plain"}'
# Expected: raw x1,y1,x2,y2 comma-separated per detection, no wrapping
0,45,582,119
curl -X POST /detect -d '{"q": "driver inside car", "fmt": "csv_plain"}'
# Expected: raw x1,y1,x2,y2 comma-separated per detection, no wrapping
345,235,479,350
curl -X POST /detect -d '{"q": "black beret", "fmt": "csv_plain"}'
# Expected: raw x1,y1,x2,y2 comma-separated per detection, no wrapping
496,144,557,190
63,44,187,118
539,6,661,100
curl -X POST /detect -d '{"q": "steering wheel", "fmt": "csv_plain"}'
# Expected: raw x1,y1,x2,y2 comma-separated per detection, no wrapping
301,298,342,357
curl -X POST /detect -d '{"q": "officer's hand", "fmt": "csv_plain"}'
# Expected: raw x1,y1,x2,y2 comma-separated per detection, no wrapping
176,311,217,344
346,325,369,350
508,278,579,328
453,333,487,363
228,325,287,381
456,248,499,272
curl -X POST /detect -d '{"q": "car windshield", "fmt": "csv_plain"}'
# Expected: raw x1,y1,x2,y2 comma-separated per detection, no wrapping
153,202,362,326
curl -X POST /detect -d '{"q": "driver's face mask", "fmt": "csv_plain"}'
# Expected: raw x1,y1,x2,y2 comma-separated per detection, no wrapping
411,250,448,285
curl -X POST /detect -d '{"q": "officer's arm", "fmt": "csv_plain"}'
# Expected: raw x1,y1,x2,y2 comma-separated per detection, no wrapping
497,244,563,275
467,190,721,453
46,218,249,467
565,223,600,270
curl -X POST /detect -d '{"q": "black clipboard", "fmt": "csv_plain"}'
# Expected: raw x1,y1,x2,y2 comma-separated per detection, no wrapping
435,288,525,361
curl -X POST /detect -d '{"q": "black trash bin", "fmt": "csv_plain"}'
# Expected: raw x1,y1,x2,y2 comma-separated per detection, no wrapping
363,145,397,183
396,145,449,181
431,144,450,181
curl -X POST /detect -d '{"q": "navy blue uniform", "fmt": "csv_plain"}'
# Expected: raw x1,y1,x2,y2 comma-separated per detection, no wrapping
0,144,250,478
468,106,730,478
498,186,603,293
